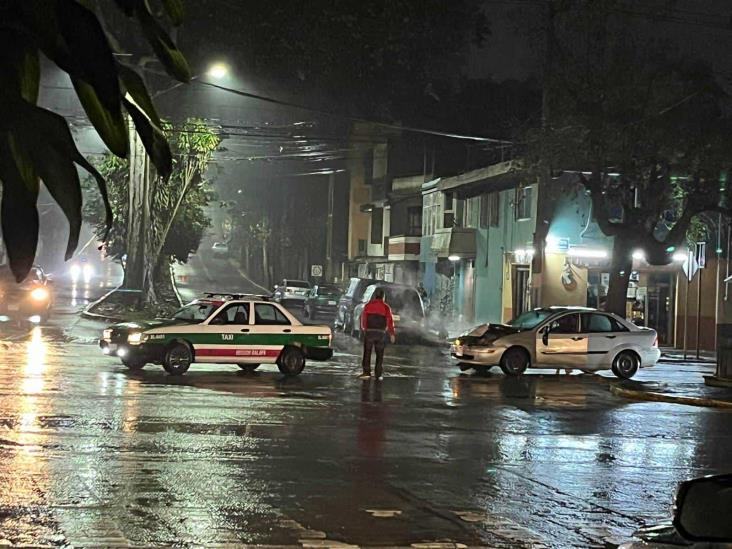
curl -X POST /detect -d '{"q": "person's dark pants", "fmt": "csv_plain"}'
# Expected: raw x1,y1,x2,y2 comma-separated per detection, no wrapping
362,330,386,377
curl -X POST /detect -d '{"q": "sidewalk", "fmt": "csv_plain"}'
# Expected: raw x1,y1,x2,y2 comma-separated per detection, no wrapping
609,361,732,408
659,346,716,364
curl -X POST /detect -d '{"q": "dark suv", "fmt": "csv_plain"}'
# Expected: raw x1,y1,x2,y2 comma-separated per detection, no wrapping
334,277,377,332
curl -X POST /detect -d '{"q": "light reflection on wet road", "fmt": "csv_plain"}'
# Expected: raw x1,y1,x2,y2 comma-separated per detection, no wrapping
0,325,729,547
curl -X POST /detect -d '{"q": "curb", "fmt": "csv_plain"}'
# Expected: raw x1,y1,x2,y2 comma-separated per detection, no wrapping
81,284,124,323
704,375,732,388
609,384,732,409
170,264,184,306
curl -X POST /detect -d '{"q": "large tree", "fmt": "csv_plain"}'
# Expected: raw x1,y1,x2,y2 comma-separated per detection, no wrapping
85,119,220,302
529,1,732,316
0,1,190,281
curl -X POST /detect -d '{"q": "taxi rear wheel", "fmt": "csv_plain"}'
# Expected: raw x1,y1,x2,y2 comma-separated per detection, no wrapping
163,342,193,375
238,364,259,372
277,346,305,376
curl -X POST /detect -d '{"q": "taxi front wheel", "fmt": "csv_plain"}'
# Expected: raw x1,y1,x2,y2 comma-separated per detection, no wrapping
163,342,193,375
277,346,305,376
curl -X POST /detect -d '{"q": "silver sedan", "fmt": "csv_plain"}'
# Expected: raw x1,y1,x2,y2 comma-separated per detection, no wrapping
451,307,660,379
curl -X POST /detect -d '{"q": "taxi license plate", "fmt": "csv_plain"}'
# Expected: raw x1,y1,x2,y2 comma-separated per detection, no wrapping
8,303,19,311
328,301,336,305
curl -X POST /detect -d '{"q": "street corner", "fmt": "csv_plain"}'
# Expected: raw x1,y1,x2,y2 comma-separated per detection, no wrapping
609,382,732,409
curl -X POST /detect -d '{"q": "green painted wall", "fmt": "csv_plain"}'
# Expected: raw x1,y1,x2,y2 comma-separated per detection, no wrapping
472,185,536,324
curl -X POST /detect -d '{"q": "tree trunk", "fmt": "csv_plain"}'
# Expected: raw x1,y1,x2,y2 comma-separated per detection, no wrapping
124,120,149,292
605,235,633,317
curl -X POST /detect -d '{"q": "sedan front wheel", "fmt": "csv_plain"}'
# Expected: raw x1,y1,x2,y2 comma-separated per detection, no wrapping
500,347,529,376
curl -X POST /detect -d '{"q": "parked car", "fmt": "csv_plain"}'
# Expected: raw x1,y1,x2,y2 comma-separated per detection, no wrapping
451,306,660,378
0,265,54,324
272,279,311,308
304,284,342,321
620,474,732,547
99,293,333,375
334,277,377,332
211,242,229,258
351,283,427,342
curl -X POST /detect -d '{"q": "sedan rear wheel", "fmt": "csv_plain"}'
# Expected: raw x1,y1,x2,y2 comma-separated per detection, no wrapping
612,351,639,379
163,342,193,375
500,347,530,376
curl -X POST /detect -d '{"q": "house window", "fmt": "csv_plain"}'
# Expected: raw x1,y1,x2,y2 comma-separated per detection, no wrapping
407,206,422,236
515,186,532,220
443,191,456,227
480,192,500,227
371,207,384,244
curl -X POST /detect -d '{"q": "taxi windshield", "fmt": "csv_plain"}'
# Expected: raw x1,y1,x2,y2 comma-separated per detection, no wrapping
171,302,217,322
508,310,554,329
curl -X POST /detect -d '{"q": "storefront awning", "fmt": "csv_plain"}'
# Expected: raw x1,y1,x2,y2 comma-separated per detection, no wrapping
431,228,476,258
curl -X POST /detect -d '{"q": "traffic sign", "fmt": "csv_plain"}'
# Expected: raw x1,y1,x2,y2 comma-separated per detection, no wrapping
311,264,323,277
695,241,706,269
682,251,699,282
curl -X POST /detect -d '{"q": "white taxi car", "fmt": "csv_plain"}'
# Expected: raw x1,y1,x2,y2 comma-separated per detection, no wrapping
99,294,333,376
451,307,660,379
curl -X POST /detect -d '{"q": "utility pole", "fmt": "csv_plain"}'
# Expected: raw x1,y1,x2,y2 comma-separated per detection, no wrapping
325,172,335,282
530,0,557,310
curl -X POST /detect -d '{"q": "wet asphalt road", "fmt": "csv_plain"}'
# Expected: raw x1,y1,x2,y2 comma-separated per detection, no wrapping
2,301,731,548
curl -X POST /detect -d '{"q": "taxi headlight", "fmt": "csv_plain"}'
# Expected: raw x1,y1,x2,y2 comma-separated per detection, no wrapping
103,329,112,341
454,339,462,346
30,287,49,301
127,332,143,345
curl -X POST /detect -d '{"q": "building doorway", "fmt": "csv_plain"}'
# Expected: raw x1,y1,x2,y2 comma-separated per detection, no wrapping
513,266,530,318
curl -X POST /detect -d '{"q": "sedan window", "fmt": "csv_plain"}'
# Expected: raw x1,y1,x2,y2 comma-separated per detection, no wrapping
581,313,629,333
549,313,580,334
254,304,291,325
211,304,250,325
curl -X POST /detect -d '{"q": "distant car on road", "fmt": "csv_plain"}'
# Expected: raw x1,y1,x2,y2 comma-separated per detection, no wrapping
99,293,333,375
304,284,342,321
351,283,426,342
0,265,53,324
451,307,660,378
272,279,311,308
211,242,229,258
333,277,377,333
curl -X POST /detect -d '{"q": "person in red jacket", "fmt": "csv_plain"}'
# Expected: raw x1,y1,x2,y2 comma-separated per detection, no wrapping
360,287,396,380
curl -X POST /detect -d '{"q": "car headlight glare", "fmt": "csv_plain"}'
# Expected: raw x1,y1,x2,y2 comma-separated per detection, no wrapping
127,332,143,345
30,287,49,301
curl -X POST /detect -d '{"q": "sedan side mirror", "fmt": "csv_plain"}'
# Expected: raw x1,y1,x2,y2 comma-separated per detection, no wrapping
541,326,550,346
674,474,732,542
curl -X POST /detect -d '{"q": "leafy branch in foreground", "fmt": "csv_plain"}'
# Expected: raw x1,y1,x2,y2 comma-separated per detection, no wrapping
0,0,190,280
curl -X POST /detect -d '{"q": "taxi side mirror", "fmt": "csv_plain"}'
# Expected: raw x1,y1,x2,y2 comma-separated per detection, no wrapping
674,474,732,542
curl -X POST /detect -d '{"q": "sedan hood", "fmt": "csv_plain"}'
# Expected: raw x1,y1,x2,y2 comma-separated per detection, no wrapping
463,323,518,337
108,318,188,332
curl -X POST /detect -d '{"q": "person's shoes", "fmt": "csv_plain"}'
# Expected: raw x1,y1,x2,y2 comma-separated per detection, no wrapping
358,374,371,380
